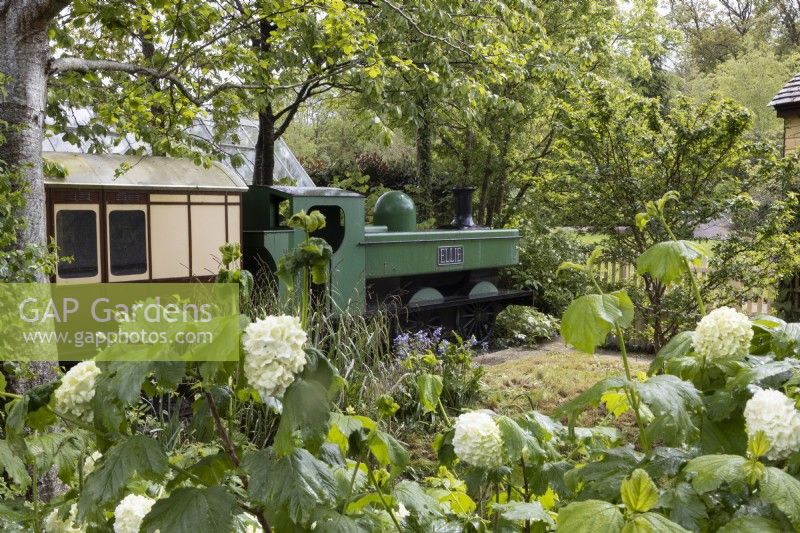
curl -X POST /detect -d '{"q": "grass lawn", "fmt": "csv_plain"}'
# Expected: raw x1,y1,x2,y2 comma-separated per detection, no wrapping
476,340,651,439
402,340,651,474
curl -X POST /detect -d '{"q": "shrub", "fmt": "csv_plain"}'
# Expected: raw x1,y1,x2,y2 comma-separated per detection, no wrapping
494,306,560,348
502,221,591,316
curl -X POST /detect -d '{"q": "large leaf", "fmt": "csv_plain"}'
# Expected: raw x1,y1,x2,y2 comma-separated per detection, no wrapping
769,322,800,359
657,482,707,531
392,480,445,525
556,500,624,532
417,374,443,414
626,512,690,532
634,375,702,446
717,516,784,533
561,291,633,353
274,377,330,456
496,415,544,463
493,501,554,526
368,429,409,473
731,358,799,391
564,446,642,501
78,435,168,520
26,431,86,484
682,455,747,494
636,240,709,285
243,448,337,527
166,452,233,491
0,439,30,488
620,469,659,513
97,361,152,404
555,376,629,428
649,331,694,374
141,486,236,533
760,466,800,529
698,413,747,455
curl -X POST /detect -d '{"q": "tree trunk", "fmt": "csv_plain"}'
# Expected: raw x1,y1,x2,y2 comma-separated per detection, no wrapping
250,18,277,187
1,0,71,503
415,111,432,192
0,3,51,256
252,106,275,186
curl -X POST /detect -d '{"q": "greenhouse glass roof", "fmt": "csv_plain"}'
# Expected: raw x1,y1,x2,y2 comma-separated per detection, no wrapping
42,109,315,187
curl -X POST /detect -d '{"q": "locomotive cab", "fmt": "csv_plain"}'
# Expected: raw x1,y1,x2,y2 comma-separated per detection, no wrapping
242,185,367,314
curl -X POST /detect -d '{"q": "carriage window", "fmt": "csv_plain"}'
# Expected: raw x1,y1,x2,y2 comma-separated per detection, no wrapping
109,210,147,275
56,210,98,278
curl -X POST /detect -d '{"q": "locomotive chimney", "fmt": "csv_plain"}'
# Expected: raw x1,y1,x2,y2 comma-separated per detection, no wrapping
449,187,481,229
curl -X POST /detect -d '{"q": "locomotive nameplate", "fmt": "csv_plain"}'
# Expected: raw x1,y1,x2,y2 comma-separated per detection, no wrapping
437,245,464,266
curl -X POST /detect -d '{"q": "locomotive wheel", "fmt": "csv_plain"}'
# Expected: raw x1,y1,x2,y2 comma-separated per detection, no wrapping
455,302,497,344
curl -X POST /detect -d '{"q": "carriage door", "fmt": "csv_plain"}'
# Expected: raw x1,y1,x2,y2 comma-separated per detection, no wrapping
105,194,149,281
53,202,102,284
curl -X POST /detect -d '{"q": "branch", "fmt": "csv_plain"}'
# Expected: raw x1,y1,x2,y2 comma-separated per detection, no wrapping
378,0,470,56
48,57,258,106
204,390,273,533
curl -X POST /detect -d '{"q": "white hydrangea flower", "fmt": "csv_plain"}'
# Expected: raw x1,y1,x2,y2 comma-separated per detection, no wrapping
452,411,504,468
54,361,101,422
44,503,85,533
113,494,155,533
83,451,102,476
243,315,307,403
693,306,753,360
744,388,800,461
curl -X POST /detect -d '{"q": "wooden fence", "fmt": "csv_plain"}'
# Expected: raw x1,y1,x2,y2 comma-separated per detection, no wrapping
595,260,773,316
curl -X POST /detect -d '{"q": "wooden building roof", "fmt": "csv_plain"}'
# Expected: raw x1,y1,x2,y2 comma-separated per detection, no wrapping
770,72,800,113
43,152,248,191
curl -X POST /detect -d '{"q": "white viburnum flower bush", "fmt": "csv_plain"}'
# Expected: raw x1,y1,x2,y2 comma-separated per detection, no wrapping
743,388,800,461
452,411,504,469
113,494,156,533
243,315,308,403
43,503,85,533
692,306,753,360
54,360,101,422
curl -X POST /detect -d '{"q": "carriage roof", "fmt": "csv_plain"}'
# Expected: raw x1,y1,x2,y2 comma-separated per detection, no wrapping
43,152,248,191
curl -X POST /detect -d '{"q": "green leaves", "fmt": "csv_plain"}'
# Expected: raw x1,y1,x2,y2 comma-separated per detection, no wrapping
682,454,748,494
561,290,633,353
276,237,334,289
636,240,709,285
760,466,800,529
141,486,236,533
620,469,659,513
417,373,443,414
274,378,330,457
556,500,624,532
493,501,554,527
634,375,702,446
718,516,784,533
648,331,694,374
78,435,168,520
496,415,544,463
623,512,690,532
243,448,337,528
287,209,327,233
0,439,30,488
